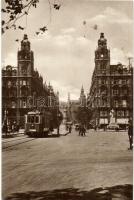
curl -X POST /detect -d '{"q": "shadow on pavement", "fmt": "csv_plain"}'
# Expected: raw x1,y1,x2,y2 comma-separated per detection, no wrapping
4,184,132,200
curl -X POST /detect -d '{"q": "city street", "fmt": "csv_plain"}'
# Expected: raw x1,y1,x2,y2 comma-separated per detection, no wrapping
2,127,133,200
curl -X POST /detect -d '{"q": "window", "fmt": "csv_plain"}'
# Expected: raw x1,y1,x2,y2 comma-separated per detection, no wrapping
100,62,106,70
98,79,101,84
127,80,130,84
119,80,122,84
11,101,16,108
122,80,126,84
28,116,34,123
114,100,118,107
113,89,118,95
101,80,106,84
117,110,124,117
101,100,107,107
113,80,118,84
122,89,128,95
101,89,107,95
35,116,39,123
7,81,12,88
122,100,127,107
19,80,23,85
23,101,26,108
21,87,28,96
125,110,129,117
23,80,26,86
100,111,107,117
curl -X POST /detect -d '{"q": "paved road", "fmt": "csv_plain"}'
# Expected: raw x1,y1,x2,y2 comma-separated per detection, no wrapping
2,127,133,199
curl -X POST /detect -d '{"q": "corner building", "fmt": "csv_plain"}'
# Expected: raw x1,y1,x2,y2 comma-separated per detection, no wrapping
2,34,58,127
87,33,133,129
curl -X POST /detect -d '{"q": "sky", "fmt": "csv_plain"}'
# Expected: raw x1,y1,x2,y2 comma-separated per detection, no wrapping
2,0,133,101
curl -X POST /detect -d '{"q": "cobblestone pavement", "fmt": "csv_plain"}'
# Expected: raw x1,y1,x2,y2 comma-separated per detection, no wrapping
2,127,133,200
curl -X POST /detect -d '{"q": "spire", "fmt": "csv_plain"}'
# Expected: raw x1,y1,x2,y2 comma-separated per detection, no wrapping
68,92,70,102
98,32,107,49
80,86,86,107
23,34,28,40
81,85,84,94
21,34,30,51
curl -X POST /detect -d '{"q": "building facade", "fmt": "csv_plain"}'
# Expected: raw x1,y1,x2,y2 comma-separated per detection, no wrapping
2,34,58,127
87,33,133,129
65,87,87,124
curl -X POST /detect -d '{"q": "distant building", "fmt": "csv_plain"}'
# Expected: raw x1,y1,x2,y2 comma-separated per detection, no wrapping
65,87,87,123
79,86,86,107
2,34,58,127
59,101,68,124
87,33,133,129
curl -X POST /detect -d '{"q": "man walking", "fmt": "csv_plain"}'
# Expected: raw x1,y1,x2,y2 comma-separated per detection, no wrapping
69,125,72,133
79,124,82,136
82,124,86,136
128,119,133,150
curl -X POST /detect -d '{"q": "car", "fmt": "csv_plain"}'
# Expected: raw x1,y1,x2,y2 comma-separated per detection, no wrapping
107,123,119,131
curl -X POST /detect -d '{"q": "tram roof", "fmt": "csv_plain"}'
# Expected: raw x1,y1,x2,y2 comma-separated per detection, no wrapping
27,110,41,115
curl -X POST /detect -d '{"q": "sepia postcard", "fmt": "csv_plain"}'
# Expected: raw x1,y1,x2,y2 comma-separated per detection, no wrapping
2,0,133,199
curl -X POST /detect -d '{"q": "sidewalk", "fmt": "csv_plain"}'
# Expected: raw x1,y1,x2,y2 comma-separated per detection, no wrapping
2,129,25,139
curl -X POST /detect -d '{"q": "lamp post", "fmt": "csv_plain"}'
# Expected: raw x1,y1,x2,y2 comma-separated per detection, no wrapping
95,94,100,129
4,109,8,135
57,112,60,136
16,68,20,127
56,91,60,136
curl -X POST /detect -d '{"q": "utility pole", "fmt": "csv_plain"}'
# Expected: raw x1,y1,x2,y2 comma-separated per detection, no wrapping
128,57,133,120
16,64,20,126
57,91,60,136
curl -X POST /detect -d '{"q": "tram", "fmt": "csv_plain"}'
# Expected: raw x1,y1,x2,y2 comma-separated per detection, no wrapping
25,110,53,137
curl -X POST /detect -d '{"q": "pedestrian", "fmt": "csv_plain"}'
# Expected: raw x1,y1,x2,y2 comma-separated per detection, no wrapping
94,125,97,131
66,124,68,131
16,124,20,132
81,124,86,136
128,119,133,150
49,122,54,133
82,124,86,136
12,123,15,133
69,125,72,133
79,124,82,136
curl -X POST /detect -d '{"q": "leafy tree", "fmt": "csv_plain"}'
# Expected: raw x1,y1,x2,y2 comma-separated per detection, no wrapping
2,0,61,34
76,106,92,126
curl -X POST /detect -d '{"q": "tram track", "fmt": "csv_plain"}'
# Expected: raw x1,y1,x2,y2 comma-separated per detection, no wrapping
2,137,38,151
2,135,28,144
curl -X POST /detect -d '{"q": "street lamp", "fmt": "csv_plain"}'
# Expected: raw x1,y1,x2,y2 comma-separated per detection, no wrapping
56,91,60,136
4,109,8,135
95,94,100,129
57,112,61,136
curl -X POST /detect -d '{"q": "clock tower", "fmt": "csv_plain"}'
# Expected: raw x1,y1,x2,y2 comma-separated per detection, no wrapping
17,34,34,115
18,34,34,76
95,33,110,74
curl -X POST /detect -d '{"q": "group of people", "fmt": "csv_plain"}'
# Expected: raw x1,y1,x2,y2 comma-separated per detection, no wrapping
78,124,86,136
2,121,19,134
66,125,72,133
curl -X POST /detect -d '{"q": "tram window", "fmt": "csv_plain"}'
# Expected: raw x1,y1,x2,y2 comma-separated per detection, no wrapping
35,116,39,123
27,116,31,123
32,116,35,123
29,116,34,123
